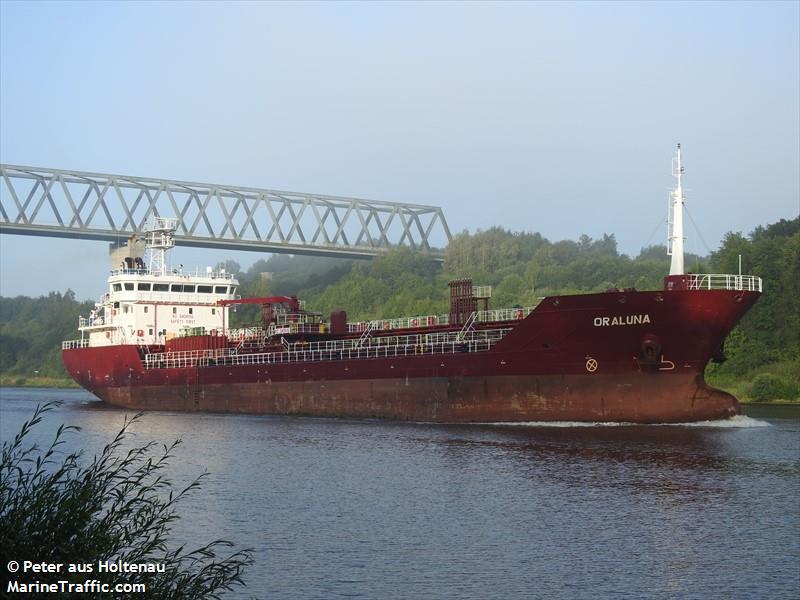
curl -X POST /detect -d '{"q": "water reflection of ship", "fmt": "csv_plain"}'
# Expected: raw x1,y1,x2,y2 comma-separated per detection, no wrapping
428,424,733,494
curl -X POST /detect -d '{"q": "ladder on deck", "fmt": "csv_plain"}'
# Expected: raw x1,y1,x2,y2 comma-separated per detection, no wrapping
357,321,377,348
457,312,477,342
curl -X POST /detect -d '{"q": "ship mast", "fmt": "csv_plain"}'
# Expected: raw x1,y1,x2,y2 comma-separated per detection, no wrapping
145,217,177,276
667,143,685,275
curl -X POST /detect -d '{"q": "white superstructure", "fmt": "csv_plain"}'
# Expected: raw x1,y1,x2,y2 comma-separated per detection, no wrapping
75,219,239,347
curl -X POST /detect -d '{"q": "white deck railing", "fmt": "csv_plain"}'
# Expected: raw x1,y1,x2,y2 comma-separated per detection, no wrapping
62,339,89,349
688,274,762,292
109,268,235,280
345,305,537,333
144,328,512,370
477,307,534,322
105,291,234,305
78,316,111,329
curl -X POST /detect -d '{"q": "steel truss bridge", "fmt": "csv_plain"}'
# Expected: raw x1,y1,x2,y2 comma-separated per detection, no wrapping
0,165,451,258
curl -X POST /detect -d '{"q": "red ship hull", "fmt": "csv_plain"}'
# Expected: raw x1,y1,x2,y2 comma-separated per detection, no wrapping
62,288,759,423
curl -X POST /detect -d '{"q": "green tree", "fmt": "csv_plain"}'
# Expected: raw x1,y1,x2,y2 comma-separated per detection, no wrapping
214,260,242,275
0,291,94,381
705,217,800,398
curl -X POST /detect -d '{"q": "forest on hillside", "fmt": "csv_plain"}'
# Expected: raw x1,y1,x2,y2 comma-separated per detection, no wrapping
1,217,797,400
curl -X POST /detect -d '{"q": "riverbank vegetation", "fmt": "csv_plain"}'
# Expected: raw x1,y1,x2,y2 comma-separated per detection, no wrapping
0,292,93,389
1,217,797,401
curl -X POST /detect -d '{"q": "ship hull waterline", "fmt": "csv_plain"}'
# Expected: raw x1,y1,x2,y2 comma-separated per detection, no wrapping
68,370,738,424
62,358,739,423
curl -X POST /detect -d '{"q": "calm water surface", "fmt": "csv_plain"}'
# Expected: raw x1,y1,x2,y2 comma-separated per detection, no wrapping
1,388,798,599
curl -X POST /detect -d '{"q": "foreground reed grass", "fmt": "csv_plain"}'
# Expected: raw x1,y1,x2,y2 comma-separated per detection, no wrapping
0,402,253,598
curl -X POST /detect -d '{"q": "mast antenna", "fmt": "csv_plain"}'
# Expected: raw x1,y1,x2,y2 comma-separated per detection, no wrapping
145,217,177,276
667,144,685,275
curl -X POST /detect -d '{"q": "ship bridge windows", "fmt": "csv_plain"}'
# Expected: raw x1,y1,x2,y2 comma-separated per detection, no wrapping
112,283,122,292
214,285,228,294
169,284,197,293
124,283,134,291
138,283,151,291
153,283,169,292
198,285,213,293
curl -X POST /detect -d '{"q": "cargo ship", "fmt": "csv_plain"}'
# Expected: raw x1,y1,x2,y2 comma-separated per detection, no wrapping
62,146,762,423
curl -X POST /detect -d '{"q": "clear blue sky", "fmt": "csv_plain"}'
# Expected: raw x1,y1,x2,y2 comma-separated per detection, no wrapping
1,1,798,299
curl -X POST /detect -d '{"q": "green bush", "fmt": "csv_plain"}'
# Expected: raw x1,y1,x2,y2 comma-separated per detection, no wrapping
748,373,799,402
0,402,253,598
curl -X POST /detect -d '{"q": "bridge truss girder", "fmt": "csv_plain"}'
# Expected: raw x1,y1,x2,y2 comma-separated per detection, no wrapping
0,165,451,259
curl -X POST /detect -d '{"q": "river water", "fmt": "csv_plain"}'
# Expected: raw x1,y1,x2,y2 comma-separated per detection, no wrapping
1,388,798,599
